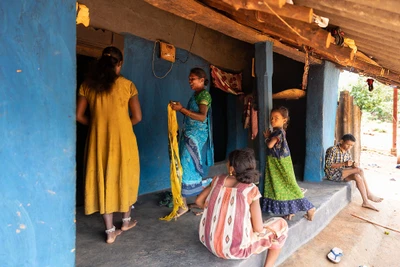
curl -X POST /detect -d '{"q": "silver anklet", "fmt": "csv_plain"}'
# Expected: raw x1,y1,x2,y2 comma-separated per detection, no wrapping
105,226,116,234
122,217,131,223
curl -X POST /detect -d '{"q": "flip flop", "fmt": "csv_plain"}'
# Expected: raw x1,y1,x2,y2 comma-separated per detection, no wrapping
174,207,190,221
192,210,203,216
327,247,343,263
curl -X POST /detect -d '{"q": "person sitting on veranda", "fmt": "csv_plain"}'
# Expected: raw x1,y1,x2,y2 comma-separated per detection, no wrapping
324,134,383,211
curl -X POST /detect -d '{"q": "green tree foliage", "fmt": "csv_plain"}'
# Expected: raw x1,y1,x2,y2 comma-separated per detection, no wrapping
345,77,393,122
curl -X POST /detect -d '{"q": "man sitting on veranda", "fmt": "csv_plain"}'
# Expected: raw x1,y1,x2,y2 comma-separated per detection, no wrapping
325,134,383,211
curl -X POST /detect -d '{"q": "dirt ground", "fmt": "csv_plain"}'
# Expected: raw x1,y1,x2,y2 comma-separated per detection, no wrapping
281,122,400,267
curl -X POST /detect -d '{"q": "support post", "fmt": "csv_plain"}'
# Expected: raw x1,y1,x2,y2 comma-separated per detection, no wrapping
392,87,398,156
304,61,340,181
255,41,273,193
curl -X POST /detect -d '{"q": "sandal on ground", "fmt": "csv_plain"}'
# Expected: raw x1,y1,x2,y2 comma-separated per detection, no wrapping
105,226,122,244
188,203,203,216
192,210,203,216
174,207,189,221
327,247,343,263
121,217,138,231
188,203,201,209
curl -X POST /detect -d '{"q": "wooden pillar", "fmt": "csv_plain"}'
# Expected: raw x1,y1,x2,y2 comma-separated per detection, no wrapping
392,87,398,156
255,41,273,193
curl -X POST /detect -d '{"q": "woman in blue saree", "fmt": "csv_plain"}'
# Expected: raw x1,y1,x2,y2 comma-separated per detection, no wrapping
170,68,214,219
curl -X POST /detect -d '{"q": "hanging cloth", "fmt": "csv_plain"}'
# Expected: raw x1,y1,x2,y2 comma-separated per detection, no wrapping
159,105,185,221
251,106,258,140
243,95,252,129
210,65,243,95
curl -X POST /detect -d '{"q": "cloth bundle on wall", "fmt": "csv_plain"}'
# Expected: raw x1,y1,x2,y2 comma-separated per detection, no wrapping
210,65,243,95
76,2,90,27
159,105,185,221
243,95,258,140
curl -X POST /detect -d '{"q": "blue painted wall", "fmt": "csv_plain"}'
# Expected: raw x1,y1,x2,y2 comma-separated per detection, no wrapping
0,1,76,266
304,61,339,181
121,35,247,194
226,94,248,155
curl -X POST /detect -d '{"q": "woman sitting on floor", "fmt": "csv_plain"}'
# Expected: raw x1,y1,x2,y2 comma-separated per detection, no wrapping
195,148,288,267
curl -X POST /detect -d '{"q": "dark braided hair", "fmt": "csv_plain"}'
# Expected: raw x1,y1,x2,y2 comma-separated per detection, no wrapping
228,148,260,184
271,106,290,130
190,68,209,86
85,46,123,93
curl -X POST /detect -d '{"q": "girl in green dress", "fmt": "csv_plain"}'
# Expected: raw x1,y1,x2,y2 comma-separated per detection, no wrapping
262,107,315,221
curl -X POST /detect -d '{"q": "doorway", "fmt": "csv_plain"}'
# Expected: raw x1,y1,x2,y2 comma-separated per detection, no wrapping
75,54,96,206
210,85,228,162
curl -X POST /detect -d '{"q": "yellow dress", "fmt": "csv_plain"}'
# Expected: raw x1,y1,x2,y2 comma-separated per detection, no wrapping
79,76,140,215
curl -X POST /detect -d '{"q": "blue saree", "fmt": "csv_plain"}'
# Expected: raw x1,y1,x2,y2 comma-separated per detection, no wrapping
180,90,214,197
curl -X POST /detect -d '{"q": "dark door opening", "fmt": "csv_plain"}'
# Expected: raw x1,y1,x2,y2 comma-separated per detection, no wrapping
272,53,307,180
76,54,96,207
210,86,228,162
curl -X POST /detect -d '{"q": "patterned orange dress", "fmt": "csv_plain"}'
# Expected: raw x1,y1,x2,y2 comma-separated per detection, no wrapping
199,175,288,259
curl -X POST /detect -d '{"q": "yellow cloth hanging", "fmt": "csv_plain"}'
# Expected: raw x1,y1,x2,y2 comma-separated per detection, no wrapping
159,105,185,221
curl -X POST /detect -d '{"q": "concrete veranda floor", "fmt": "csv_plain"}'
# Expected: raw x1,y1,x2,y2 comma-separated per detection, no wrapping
75,180,351,267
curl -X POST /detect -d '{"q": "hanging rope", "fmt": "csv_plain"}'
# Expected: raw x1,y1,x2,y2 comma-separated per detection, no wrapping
264,2,309,42
152,40,174,79
302,46,310,90
177,23,198,63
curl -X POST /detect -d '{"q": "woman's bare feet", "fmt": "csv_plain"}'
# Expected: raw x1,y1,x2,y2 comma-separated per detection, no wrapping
283,214,295,221
362,203,379,212
121,217,138,231
304,207,316,221
105,226,122,244
368,195,384,203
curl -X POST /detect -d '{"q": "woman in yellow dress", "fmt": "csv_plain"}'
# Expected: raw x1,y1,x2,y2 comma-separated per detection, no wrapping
76,46,142,244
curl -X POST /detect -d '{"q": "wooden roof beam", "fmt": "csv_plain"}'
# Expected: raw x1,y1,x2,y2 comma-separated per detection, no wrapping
205,1,400,85
203,0,331,49
343,68,400,88
219,0,313,23
143,0,400,85
142,0,322,64
222,0,288,9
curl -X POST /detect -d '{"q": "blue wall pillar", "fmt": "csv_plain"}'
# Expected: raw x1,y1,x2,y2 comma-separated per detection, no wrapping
304,61,340,182
0,1,76,265
255,42,273,192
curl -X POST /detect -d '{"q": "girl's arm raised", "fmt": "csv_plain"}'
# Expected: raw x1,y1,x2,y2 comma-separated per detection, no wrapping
266,136,279,149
